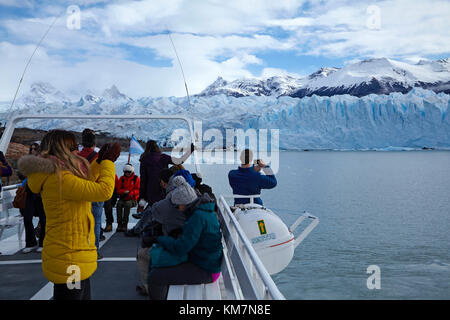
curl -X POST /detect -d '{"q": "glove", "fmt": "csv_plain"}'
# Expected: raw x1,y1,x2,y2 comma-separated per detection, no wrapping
96,143,110,164
97,142,121,163
190,143,195,153
0,151,7,165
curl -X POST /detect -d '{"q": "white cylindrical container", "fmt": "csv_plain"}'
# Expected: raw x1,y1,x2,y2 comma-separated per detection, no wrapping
234,204,294,275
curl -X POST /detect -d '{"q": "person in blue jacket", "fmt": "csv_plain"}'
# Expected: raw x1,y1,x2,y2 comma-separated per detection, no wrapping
228,149,277,205
170,164,196,188
147,176,223,300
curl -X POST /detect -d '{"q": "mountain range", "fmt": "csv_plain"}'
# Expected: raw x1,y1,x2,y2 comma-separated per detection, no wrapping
198,58,450,98
1,57,449,150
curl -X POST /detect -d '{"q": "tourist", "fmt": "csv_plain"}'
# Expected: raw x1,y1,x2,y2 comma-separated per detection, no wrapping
135,173,187,296
228,149,277,205
103,174,119,232
78,128,105,256
0,151,12,192
18,130,120,300
147,176,223,300
128,168,175,235
20,143,46,253
170,164,196,188
138,140,194,211
115,163,140,232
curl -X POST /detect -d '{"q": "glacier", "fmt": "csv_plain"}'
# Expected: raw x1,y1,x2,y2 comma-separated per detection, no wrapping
1,83,449,151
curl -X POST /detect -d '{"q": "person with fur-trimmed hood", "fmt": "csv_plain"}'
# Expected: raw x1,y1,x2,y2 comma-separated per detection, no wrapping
18,130,121,300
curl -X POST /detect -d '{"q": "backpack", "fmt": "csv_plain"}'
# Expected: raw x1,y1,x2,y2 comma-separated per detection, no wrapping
86,150,97,163
13,185,27,209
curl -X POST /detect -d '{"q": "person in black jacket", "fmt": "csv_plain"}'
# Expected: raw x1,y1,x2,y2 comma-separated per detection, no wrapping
19,143,46,253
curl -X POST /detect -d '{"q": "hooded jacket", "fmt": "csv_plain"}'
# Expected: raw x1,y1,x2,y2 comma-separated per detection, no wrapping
17,155,115,284
155,193,223,273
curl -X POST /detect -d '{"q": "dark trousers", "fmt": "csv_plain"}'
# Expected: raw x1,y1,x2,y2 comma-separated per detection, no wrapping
147,262,212,300
103,194,117,225
53,278,91,300
116,199,137,227
21,193,46,247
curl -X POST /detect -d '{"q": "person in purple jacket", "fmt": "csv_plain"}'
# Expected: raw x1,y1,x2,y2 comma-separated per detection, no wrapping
228,149,277,206
138,140,194,211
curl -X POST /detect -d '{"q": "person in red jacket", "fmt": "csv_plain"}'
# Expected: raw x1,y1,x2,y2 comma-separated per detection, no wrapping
116,164,140,232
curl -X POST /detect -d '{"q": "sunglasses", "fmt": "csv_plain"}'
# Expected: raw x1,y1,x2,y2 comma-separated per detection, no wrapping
124,171,132,173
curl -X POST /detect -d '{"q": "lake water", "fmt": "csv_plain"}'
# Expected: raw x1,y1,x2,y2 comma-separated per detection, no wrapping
185,151,450,300
4,151,450,299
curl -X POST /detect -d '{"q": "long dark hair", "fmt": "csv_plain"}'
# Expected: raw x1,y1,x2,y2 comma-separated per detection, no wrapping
140,139,161,161
29,142,40,155
145,140,161,153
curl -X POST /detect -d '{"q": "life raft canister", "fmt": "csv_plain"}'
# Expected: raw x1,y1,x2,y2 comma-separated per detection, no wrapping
233,204,295,275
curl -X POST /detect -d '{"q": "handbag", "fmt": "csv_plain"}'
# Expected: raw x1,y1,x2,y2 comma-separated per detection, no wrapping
13,185,27,209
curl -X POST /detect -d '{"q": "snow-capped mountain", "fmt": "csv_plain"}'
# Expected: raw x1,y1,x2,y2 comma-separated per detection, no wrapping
3,82,449,150
16,82,70,106
198,75,305,97
199,58,450,98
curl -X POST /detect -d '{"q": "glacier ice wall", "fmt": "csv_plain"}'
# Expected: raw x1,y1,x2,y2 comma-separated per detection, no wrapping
4,88,450,150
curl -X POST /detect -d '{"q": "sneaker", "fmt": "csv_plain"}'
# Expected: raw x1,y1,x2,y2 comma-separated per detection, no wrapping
22,246,38,254
132,213,143,220
99,235,106,242
36,247,43,253
104,224,113,232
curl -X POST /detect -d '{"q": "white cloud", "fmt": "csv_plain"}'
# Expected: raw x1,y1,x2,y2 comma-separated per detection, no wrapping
0,0,448,101
0,0,33,7
290,0,450,59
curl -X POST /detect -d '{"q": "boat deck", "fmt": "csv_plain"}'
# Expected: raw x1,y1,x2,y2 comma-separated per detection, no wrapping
0,224,147,300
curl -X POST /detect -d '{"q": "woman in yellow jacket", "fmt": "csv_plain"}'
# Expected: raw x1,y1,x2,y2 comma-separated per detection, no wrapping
18,130,121,300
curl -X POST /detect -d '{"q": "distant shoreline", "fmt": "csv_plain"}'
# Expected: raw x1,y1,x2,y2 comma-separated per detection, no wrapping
1,127,448,153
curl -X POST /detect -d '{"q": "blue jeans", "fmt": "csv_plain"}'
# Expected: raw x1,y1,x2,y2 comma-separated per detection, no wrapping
91,202,104,249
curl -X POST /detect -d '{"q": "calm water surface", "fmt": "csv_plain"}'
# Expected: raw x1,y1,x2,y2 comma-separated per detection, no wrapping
192,151,450,299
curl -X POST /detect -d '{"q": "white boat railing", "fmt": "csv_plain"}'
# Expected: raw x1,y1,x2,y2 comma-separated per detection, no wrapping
0,114,201,175
217,195,286,300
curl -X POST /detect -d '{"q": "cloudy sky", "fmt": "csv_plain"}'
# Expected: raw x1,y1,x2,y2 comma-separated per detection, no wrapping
0,0,449,101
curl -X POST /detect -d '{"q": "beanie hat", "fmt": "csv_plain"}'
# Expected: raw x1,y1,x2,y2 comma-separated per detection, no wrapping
123,163,134,173
170,176,198,205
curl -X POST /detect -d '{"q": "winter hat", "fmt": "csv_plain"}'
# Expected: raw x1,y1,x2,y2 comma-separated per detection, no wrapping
170,176,198,205
123,163,134,173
